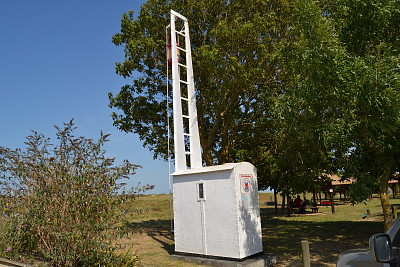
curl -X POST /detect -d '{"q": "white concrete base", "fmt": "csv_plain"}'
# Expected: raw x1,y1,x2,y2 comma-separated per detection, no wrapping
171,253,277,267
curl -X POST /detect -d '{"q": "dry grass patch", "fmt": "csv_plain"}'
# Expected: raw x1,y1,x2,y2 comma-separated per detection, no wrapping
113,193,400,266
114,194,209,266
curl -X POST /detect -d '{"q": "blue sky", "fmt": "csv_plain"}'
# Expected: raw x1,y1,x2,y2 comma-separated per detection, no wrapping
0,0,171,194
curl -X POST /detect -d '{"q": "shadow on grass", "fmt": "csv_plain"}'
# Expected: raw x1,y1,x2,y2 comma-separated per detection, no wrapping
121,209,382,265
124,219,172,232
260,207,382,265
123,220,175,255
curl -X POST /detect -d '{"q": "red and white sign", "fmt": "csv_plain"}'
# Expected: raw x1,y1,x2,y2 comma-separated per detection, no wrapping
240,174,252,193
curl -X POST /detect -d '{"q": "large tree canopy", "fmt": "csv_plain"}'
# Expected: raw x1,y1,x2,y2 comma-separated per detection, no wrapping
328,0,400,229
234,0,350,193
110,0,400,228
109,0,291,165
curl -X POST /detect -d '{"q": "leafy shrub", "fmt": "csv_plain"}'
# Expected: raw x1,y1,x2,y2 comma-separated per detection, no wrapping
0,120,141,266
348,176,378,204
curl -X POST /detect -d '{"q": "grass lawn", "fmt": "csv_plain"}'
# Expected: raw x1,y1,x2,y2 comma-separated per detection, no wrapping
115,193,400,267
114,194,209,267
258,193,396,266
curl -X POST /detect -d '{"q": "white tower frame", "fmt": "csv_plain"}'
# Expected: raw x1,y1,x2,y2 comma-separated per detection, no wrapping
170,10,202,171
168,10,263,260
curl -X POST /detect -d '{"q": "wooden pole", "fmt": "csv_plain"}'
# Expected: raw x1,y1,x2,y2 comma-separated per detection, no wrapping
301,240,311,267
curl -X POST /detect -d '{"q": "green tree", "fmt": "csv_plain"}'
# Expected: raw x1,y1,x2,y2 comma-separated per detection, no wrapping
110,0,350,198
237,0,351,197
325,0,400,230
341,53,400,229
0,120,141,266
109,0,291,165
265,0,400,230
277,0,351,192
110,0,400,231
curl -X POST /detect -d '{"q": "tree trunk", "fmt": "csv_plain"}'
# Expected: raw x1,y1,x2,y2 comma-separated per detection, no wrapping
281,194,286,211
274,189,278,213
201,140,214,166
287,196,292,217
380,169,393,231
380,192,393,231
398,183,400,197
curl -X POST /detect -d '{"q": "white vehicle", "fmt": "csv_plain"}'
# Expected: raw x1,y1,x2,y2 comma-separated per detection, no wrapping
337,216,400,267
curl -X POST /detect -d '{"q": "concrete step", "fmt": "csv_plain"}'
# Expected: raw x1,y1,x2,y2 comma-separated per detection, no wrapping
171,253,277,267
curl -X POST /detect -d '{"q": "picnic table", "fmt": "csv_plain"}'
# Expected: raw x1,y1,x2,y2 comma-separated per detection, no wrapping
310,206,319,213
290,205,319,214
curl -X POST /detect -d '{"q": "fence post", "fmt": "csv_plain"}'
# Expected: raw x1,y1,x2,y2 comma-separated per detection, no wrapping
301,240,311,267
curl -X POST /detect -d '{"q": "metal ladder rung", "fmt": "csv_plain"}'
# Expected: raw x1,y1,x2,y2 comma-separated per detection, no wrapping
172,30,186,38
179,80,189,84
176,30,186,37
184,133,191,136
177,46,187,52
185,151,192,155
178,63,187,68
181,97,189,101
182,115,190,119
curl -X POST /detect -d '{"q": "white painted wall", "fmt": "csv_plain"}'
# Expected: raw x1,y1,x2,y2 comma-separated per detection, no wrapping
172,162,263,259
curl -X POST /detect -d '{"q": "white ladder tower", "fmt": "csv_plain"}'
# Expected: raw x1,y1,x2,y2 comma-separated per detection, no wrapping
169,10,202,171
168,10,263,260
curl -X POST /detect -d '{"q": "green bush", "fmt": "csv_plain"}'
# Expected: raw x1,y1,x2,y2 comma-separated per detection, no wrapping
0,120,141,266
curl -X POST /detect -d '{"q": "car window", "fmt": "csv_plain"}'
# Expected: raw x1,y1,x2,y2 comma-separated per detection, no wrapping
392,231,400,248
388,217,400,247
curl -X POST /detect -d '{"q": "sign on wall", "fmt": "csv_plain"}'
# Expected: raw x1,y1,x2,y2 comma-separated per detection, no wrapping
240,174,253,210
